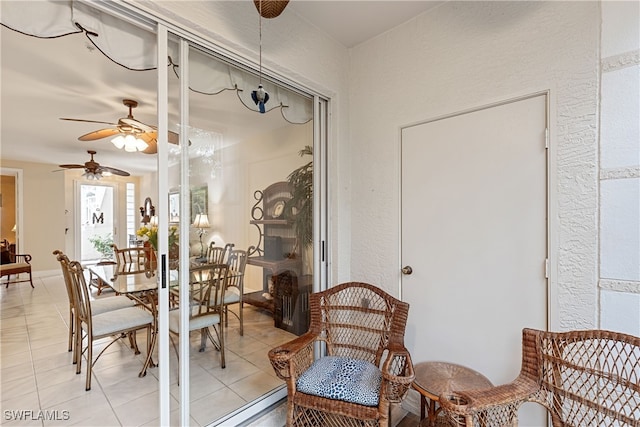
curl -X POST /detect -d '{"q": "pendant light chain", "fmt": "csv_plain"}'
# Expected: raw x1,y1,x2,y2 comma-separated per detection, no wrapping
251,0,269,113
258,0,263,85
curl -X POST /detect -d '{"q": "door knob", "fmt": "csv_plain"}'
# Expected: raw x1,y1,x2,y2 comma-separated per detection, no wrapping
401,266,413,275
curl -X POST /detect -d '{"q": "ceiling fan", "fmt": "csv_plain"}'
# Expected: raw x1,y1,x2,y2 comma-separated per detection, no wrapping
60,99,178,154
58,150,130,179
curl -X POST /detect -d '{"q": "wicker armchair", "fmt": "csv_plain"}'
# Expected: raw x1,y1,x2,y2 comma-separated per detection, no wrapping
440,328,640,427
268,282,414,427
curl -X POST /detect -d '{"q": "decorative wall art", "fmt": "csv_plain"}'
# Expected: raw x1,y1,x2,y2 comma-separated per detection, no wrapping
190,186,208,223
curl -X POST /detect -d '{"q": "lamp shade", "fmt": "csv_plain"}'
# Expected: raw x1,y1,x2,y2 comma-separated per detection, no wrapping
193,213,210,229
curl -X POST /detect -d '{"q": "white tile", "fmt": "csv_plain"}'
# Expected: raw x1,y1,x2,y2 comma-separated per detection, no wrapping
189,387,246,426
1,374,37,402
101,372,159,407
227,371,283,402
1,361,34,384
41,385,111,425
1,272,287,427
112,390,169,427
37,375,90,409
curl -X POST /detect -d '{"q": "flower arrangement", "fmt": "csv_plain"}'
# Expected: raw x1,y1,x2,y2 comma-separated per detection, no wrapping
136,225,178,251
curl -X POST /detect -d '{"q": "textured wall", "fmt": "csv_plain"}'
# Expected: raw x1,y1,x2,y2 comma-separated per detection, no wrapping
348,1,600,329
599,1,640,336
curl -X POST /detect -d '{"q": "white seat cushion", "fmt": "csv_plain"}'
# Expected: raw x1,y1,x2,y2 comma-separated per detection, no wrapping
223,287,240,304
296,356,382,407
92,296,135,315
168,306,221,333
84,307,153,337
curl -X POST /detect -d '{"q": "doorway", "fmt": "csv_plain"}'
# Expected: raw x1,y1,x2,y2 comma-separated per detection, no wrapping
78,183,116,263
0,168,22,253
401,94,549,426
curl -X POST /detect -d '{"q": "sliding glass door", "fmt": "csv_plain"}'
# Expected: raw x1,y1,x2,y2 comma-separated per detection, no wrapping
158,32,321,426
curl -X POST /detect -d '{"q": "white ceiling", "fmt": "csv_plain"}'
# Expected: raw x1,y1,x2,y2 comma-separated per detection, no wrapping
289,1,443,47
0,1,442,176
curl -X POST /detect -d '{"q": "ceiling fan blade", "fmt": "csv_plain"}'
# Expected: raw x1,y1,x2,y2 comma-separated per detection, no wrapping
77,128,120,141
99,166,130,177
121,117,155,133
60,118,117,126
58,164,85,169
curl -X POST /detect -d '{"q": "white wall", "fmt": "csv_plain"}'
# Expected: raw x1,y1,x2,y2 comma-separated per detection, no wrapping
599,1,640,336
348,1,600,329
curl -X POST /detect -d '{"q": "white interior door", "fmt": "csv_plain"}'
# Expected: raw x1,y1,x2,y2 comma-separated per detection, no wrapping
401,94,548,426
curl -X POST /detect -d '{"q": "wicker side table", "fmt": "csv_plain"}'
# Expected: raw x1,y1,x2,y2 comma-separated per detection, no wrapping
412,361,493,426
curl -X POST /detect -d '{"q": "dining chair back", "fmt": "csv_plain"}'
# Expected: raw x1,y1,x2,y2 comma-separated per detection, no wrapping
112,244,148,271
206,242,234,265
66,260,155,390
53,250,135,359
169,263,230,371
223,248,248,335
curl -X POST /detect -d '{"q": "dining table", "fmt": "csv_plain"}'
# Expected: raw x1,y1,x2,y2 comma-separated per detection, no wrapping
88,261,243,343
89,263,159,294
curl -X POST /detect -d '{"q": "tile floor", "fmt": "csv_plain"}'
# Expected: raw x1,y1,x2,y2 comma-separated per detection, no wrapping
1,272,296,426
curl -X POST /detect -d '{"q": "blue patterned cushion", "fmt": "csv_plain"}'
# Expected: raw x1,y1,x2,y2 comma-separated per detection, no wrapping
296,356,382,406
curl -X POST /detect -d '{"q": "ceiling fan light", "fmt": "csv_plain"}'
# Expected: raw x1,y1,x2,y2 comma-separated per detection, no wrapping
111,135,126,149
123,134,138,152
135,137,149,151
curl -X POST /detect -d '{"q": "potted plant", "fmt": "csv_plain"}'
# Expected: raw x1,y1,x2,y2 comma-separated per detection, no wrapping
88,233,114,260
285,146,313,256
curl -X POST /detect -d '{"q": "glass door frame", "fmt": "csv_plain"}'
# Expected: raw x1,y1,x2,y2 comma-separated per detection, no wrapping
79,7,333,424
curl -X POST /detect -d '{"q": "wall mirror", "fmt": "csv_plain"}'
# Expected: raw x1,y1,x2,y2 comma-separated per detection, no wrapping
140,197,155,224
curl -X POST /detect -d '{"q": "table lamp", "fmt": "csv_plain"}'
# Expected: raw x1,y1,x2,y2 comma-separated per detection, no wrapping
193,213,210,262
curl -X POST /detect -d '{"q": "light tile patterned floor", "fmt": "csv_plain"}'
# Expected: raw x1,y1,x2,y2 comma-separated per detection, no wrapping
1,273,295,426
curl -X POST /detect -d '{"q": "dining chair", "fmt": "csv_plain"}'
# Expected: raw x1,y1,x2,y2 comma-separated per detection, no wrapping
221,248,248,336
205,242,234,265
268,282,415,427
66,259,156,391
53,250,135,360
169,263,229,371
112,244,149,271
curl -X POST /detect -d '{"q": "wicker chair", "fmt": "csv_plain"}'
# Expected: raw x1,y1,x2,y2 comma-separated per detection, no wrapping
268,282,415,427
440,328,640,427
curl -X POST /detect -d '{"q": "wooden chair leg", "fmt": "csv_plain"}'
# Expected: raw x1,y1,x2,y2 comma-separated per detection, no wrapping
68,308,74,353
85,331,93,391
